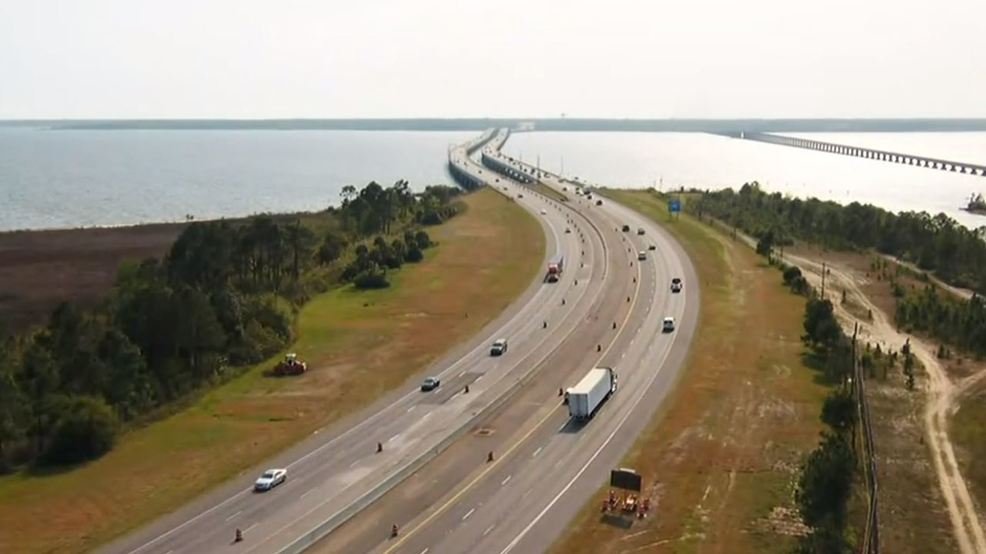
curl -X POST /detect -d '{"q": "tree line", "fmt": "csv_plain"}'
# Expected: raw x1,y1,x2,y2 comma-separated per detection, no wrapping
772,251,860,551
896,284,986,358
692,183,986,360
797,296,858,553
0,180,461,470
689,182,986,294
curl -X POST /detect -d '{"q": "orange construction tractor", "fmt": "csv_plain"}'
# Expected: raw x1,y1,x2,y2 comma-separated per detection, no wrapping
273,353,307,376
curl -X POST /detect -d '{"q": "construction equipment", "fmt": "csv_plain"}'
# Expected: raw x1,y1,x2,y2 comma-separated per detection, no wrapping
273,353,307,376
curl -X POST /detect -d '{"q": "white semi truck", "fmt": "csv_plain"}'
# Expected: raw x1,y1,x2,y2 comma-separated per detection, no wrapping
566,367,618,420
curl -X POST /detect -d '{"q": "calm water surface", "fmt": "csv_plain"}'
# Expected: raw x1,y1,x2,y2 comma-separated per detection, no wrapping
3,128,986,231
504,131,986,229
0,129,470,231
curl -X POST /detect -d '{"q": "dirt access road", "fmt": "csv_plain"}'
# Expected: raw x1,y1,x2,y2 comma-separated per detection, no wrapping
786,253,986,554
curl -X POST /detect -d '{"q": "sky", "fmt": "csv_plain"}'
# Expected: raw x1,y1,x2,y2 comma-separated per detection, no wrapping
1,0,985,119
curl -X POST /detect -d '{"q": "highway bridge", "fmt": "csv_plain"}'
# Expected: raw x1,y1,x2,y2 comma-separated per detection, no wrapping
102,129,698,554
739,132,986,177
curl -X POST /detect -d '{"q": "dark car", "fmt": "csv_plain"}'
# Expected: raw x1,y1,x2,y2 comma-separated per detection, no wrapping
621,224,630,232
420,377,441,391
596,200,603,206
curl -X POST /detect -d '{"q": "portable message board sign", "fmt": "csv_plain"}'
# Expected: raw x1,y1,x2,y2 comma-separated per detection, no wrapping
610,468,642,492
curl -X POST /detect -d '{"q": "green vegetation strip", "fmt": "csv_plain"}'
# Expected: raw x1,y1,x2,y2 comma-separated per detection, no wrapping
0,187,544,554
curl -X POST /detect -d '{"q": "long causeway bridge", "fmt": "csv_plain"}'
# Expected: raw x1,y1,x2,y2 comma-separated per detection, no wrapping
739,132,986,177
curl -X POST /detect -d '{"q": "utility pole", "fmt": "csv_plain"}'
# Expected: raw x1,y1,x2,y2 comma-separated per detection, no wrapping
821,262,827,299
851,322,860,460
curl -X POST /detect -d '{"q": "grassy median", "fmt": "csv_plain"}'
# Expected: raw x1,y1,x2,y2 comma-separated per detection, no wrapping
552,189,828,553
0,187,545,554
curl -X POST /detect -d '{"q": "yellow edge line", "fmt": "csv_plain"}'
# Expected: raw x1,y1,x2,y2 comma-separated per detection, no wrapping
384,221,643,553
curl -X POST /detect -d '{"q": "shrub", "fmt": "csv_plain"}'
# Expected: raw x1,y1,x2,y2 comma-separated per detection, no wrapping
354,267,389,289
405,246,424,263
42,396,119,465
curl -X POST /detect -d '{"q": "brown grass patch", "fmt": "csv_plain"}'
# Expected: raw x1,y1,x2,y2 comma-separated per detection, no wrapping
0,222,186,332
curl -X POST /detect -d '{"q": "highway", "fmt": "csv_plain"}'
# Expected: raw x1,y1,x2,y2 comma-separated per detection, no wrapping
100,131,625,554
309,133,700,553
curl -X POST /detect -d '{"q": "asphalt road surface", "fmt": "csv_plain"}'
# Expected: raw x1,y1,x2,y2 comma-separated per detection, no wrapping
100,130,626,554
309,133,700,554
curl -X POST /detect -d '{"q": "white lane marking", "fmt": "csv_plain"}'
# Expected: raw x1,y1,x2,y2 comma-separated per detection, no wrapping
388,434,400,443
301,489,314,499
224,510,241,522
406,406,414,413
501,475,512,486
349,459,360,468
244,522,258,533
557,421,568,432
419,549,430,554
462,508,476,521
484,525,495,537
500,286,687,554
421,412,431,421
532,446,543,458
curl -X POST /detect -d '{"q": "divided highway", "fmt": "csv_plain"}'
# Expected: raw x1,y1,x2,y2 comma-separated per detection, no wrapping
310,133,700,553
101,132,623,554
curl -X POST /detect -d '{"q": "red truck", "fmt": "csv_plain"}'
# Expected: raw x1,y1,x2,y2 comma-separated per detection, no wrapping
546,256,564,282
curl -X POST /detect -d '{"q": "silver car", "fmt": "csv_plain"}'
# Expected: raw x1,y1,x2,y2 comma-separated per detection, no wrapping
254,468,287,491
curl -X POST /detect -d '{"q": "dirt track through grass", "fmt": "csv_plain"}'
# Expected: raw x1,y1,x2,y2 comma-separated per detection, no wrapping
0,187,544,554
786,252,984,553
552,190,827,554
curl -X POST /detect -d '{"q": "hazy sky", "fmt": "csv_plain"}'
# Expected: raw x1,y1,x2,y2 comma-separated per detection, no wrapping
2,0,984,119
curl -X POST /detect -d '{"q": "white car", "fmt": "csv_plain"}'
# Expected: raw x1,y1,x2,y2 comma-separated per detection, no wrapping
662,317,676,333
637,251,647,261
255,468,287,491
490,338,508,356
540,209,548,215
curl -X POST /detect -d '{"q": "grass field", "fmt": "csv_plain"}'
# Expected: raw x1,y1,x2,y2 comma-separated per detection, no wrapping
0,187,545,554
948,374,986,542
552,189,829,553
